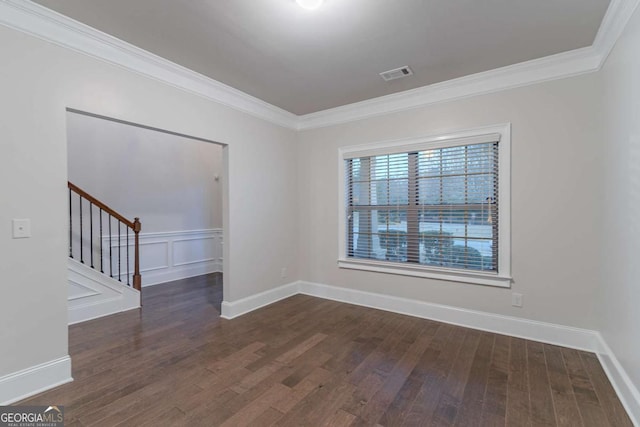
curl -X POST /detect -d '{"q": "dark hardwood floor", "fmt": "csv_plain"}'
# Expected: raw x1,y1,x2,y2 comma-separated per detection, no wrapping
21,274,631,426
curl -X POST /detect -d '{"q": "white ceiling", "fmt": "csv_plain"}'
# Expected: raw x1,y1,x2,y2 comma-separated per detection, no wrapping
32,0,611,115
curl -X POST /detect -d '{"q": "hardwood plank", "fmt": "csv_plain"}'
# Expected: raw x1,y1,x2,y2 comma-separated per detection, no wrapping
401,323,460,425
207,341,266,372
251,407,285,426
231,335,327,398
280,350,333,388
505,337,532,427
452,332,496,426
580,352,633,427
561,347,611,427
364,324,436,425
544,344,582,426
322,409,357,426
428,328,482,427
341,319,435,418
220,383,290,426
479,334,510,426
275,316,394,425
16,273,632,427
272,367,333,413
346,315,414,385
275,372,357,427
527,340,557,426
120,405,187,427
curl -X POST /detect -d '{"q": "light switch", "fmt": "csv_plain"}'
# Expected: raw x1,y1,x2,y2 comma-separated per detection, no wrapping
12,219,31,239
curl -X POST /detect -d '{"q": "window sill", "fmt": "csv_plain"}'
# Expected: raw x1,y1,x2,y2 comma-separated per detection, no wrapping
337,258,512,288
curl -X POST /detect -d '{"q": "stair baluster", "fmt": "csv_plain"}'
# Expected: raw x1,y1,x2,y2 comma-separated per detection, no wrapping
109,214,113,278
79,195,83,263
67,181,142,292
69,188,73,258
126,227,130,286
99,209,104,273
90,202,94,269
118,222,121,282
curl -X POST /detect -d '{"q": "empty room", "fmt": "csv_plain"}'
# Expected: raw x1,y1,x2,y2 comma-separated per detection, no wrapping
1,0,639,426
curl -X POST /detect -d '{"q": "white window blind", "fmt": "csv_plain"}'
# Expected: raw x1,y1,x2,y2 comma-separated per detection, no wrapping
345,138,500,273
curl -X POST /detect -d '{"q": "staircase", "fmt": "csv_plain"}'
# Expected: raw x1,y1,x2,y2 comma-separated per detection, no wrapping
67,181,142,324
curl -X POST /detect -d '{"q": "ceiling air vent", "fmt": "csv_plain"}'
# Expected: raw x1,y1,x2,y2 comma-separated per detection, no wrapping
380,66,413,82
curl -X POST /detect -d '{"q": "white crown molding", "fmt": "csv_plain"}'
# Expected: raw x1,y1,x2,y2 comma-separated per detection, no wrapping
297,47,601,130
593,0,640,66
297,0,640,130
0,0,638,131
0,0,299,129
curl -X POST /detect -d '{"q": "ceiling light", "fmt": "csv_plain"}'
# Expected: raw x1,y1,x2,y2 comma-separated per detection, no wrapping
296,0,324,10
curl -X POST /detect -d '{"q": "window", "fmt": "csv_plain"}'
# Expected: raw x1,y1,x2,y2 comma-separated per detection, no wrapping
338,125,511,287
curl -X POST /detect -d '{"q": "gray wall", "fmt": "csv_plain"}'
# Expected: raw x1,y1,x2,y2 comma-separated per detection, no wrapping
0,24,299,378
297,73,604,330
2,5,639,404
67,112,223,233
600,4,640,390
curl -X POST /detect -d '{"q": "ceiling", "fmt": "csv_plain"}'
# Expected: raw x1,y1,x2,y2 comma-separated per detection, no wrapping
32,0,611,115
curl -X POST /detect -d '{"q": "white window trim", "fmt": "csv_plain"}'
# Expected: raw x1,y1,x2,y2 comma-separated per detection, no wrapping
337,123,512,288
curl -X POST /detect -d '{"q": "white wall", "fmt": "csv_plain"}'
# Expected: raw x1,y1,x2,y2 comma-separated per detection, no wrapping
600,5,640,391
297,73,604,330
67,112,223,233
0,24,298,382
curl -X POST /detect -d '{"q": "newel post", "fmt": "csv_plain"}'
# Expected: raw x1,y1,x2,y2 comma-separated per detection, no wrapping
133,217,142,291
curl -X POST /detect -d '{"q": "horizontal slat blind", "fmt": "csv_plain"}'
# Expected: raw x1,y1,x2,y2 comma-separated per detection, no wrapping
346,140,499,272
343,132,500,159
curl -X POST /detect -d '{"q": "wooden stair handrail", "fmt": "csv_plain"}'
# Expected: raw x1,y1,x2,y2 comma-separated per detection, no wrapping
68,181,142,291
68,182,134,228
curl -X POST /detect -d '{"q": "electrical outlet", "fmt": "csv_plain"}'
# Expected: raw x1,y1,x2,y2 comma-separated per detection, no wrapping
512,293,523,308
280,267,288,279
12,219,31,239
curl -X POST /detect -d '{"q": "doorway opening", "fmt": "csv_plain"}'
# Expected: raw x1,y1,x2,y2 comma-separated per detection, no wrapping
65,108,226,319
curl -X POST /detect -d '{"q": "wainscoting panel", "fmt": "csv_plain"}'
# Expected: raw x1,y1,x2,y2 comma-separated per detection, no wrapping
173,236,216,266
103,229,223,287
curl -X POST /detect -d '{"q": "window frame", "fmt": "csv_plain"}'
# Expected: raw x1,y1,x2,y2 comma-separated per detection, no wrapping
337,123,512,288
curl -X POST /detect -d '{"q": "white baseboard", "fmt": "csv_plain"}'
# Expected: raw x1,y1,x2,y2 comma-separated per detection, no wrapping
219,280,639,422
142,260,222,287
220,279,598,351
297,281,599,352
220,282,299,319
0,356,72,405
68,296,139,325
595,334,640,426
